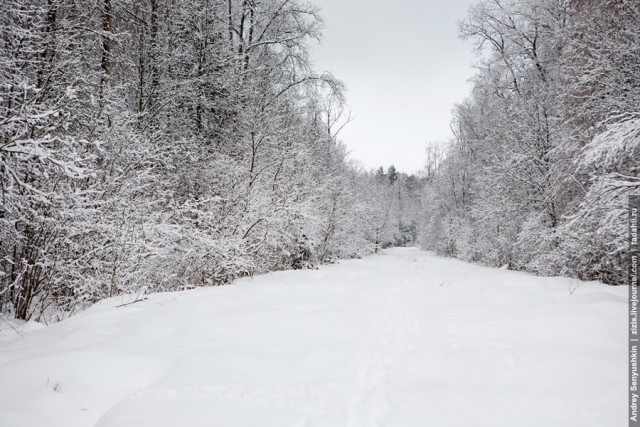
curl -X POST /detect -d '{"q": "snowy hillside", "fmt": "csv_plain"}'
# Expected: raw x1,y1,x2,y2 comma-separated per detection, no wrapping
0,248,626,427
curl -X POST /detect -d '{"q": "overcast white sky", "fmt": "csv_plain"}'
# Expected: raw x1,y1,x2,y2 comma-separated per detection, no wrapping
310,0,478,174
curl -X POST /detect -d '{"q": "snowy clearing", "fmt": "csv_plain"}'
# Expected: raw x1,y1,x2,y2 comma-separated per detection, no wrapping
0,247,626,427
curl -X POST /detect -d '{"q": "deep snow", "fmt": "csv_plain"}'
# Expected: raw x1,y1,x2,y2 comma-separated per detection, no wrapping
0,248,626,427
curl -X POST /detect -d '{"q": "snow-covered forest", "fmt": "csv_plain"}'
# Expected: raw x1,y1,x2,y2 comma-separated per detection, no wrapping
421,0,640,285
0,0,635,425
1,0,638,324
0,0,425,321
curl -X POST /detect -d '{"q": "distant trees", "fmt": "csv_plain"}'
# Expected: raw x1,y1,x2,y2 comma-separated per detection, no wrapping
418,0,639,284
364,165,422,252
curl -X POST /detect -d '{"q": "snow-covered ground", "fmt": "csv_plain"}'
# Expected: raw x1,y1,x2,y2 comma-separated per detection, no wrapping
0,248,626,427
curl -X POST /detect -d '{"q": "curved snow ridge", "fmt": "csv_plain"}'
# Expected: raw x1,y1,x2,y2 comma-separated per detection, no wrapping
97,383,360,426
0,247,627,427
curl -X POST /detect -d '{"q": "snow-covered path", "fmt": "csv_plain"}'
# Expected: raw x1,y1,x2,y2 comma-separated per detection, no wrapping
0,248,626,427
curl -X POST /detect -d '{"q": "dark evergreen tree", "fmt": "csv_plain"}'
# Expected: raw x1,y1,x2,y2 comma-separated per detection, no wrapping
387,165,398,185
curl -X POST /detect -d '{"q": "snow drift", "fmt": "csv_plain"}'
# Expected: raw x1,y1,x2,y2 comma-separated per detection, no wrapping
0,248,626,427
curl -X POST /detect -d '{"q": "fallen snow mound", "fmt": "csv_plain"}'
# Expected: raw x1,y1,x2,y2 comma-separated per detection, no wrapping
0,248,626,427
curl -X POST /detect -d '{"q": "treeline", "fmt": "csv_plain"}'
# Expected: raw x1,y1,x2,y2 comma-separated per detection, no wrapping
420,0,639,285
0,0,421,321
